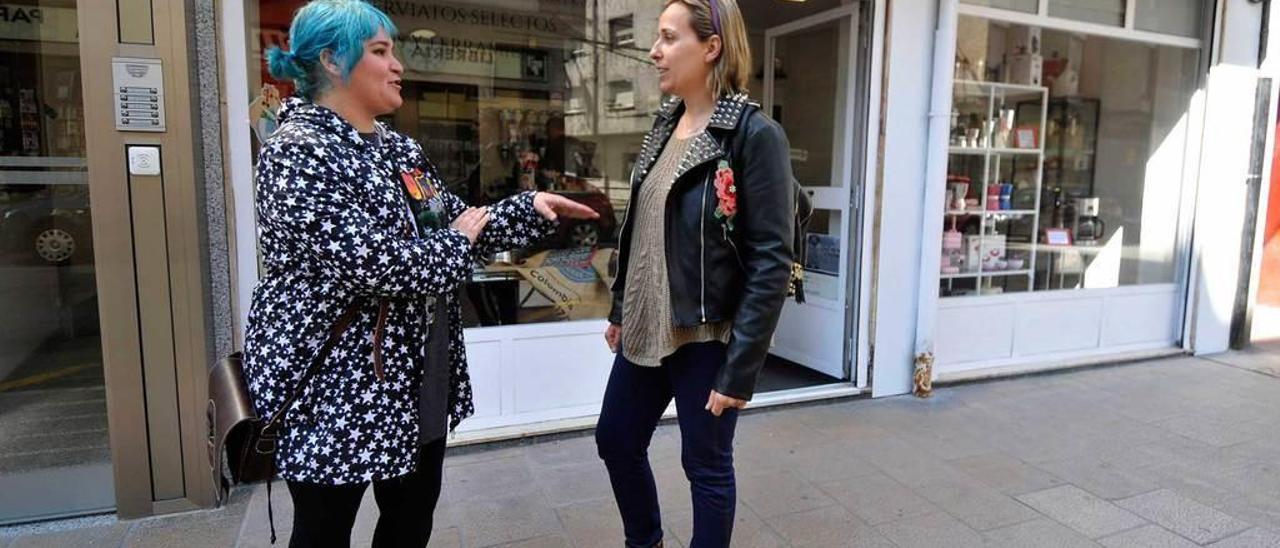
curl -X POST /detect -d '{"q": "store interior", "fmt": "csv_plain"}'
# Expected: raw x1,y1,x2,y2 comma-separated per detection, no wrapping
246,0,860,389
939,16,1199,298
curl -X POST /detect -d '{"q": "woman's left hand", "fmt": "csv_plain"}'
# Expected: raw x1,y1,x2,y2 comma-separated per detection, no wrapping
533,192,600,222
705,390,747,417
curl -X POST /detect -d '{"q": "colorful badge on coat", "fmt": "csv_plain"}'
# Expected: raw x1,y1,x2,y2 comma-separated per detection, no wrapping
401,169,426,201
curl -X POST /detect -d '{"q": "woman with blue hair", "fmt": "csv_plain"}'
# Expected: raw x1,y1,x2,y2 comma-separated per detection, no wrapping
243,1,596,546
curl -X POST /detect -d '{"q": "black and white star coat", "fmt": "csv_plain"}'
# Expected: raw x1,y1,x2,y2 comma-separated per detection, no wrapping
244,98,556,485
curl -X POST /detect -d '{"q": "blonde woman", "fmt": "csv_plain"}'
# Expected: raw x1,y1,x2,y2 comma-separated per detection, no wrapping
596,0,796,546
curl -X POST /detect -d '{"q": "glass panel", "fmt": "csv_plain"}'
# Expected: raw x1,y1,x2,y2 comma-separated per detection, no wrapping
769,19,840,188
1049,0,1125,27
249,0,628,326
1136,0,1203,38
961,0,1038,13
943,17,1201,297
0,0,115,524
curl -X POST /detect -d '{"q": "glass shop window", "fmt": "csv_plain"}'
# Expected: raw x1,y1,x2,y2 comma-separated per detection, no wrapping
246,0,659,326
940,16,1201,297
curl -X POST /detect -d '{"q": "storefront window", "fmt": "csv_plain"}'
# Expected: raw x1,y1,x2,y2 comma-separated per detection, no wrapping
941,16,1200,297
1135,0,1202,38
1048,0,1125,27
961,0,1039,14
0,0,114,523
247,0,650,326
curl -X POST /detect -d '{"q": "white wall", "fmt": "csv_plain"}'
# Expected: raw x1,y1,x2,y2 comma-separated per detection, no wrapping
1189,0,1265,354
869,0,938,396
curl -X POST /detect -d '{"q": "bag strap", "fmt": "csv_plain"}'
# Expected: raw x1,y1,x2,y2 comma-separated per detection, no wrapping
260,301,364,438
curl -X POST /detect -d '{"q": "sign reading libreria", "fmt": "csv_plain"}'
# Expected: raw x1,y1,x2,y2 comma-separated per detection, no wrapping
396,35,549,82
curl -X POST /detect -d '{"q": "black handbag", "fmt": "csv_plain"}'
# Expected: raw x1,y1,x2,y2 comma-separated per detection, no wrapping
206,302,362,542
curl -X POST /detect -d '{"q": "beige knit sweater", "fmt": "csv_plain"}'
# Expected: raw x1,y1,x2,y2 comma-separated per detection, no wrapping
621,136,731,366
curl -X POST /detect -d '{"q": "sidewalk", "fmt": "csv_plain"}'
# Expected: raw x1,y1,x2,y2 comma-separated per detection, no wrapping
4,350,1280,547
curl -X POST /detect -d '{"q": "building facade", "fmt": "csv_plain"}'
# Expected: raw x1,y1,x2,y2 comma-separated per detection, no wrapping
0,0,1273,524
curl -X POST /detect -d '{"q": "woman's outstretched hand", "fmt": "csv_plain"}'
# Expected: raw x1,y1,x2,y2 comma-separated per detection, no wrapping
451,207,490,244
604,323,621,353
534,192,600,222
706,391,747,417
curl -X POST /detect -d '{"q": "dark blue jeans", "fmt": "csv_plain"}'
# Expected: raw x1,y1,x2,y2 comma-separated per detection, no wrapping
596,341,739,548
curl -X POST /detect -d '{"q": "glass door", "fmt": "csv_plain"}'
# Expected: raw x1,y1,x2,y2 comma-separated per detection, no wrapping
763,4,861,381
0,0,114,524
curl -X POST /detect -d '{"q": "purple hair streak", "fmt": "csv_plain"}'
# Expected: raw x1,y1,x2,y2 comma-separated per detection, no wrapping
709,0,722,35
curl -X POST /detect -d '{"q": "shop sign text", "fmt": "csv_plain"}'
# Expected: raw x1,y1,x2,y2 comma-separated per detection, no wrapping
0,5,77,43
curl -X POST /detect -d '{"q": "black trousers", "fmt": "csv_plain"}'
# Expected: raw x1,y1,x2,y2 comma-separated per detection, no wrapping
285,438,447,548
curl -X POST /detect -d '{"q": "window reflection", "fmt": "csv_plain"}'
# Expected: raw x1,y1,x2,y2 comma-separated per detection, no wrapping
942,16,1200,297
249,0,648,326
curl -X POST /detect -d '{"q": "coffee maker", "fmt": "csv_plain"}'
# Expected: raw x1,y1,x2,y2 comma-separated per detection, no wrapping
1072,197,1105,245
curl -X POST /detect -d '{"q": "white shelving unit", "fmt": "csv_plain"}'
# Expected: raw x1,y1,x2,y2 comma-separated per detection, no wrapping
941,80,1048,297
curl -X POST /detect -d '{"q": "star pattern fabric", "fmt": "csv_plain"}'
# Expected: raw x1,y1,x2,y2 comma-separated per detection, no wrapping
244,98,556,485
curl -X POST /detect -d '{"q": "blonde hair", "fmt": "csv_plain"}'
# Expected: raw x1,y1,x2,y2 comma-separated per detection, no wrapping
663,0,751,98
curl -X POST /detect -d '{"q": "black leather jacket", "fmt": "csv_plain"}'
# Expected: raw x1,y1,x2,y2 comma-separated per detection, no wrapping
609,94,795,400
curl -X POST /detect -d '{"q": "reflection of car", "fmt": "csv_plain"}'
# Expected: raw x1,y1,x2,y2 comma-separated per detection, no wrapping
0,185,94,265
550,190,617,249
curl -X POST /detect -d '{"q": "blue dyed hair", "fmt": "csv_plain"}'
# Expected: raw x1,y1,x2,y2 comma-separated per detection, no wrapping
265,0,398,99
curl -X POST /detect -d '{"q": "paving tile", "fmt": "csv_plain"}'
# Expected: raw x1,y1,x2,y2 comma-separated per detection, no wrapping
238,483,295,539
849,435,956,487
765,505,894,547
819,472,939,525
1116,488,1251,544
7,523,128,548
1205,351,1280,377
123,509,245,548
427,527,462,548
734,412,826,452
1153,415,1266,448
1135,462,1244,509
532,461,613,507
665,504,783,548
737,440,877,484
1222,462,1280,501
981,518,1101,548
910,475,1040,531
1213,495,1280,531
1017,485,1147,539
873,512,986,548
444,445,526,468
650,456,693,515
1209,527,1280,547
1098,524,1198,548
951,452,1066,496
493,534,570,547
722,507,786,548
449,492,560,548
1035,457,1162,500
736,468,836,519
523,435,599,470
554,500,622,547
446,455,540,503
